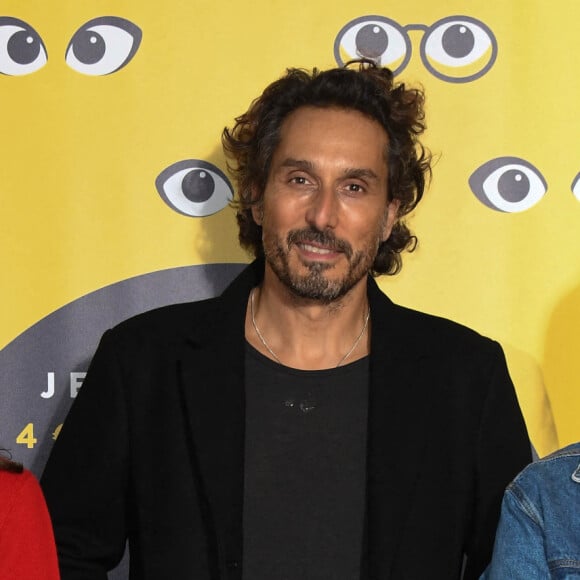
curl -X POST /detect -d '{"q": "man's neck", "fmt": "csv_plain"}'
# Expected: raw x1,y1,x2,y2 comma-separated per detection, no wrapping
244,267,371,370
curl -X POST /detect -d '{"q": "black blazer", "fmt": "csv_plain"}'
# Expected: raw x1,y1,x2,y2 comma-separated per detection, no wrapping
42,261,531,579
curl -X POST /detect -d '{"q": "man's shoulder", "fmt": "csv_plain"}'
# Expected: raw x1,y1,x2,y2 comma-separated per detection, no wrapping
106,295,223,347
521,442,580,473
394,301,484,337
375,290,499,359
105,261,259,345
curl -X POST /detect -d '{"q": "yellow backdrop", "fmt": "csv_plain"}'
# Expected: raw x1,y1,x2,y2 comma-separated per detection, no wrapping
2,1,579,476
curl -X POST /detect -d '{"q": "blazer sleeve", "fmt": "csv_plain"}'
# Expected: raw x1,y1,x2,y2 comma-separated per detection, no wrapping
463,342,532,579
41,330,129,579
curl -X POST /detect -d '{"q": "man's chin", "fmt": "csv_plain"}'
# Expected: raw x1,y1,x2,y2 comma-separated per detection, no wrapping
297,260,335,275
286,272,354,303
266,254,355,301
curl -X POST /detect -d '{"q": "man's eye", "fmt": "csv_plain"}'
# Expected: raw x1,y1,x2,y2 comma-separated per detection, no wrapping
343,182,366,194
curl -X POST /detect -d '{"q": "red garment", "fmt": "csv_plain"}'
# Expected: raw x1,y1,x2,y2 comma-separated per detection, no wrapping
0,468,60,579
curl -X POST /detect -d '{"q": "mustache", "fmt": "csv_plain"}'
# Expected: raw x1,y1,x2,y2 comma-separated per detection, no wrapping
287,228,353,259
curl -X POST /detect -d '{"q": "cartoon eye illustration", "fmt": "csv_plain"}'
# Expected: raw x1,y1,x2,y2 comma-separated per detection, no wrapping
0,17,47,76
65,16,142,76
334,16,411,74
469,157,547,213
421,16,497,82
155,160,233,217
572,172,580,202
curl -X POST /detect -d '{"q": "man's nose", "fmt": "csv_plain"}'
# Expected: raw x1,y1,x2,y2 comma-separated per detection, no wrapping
305,186,338,231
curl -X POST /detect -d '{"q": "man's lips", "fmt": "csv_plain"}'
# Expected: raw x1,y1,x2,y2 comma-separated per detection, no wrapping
287,228,352,259
295,241,345,262
298,242,342,256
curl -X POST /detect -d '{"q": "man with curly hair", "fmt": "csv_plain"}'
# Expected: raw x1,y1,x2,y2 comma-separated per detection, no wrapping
43,62,531,580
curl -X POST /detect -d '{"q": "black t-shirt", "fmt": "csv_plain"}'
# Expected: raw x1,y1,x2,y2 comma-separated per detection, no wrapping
243,342,369,580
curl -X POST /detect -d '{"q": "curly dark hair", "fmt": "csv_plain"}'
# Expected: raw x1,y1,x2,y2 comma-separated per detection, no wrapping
222,60,431,276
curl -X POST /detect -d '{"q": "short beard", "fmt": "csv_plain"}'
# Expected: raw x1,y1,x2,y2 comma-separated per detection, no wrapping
263,226,381,304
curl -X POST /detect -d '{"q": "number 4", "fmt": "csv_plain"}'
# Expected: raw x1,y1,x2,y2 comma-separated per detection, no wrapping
16,423,38,449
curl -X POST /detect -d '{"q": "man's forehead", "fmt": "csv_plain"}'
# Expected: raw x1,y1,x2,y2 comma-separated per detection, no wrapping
273,105,390,162
279,105,387,133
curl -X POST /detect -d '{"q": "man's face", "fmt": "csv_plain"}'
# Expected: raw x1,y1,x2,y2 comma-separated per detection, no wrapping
253,106,399,303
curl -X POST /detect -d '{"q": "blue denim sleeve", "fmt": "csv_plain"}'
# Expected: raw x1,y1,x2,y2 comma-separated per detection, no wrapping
481,486,550,579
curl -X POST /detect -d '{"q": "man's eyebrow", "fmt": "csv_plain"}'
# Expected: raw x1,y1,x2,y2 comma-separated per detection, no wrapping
278,158,380,181
342,168,380,181
279,158,315,171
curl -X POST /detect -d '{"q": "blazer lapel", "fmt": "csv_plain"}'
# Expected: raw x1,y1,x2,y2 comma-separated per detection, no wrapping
365,279,437,577
177,262,261,574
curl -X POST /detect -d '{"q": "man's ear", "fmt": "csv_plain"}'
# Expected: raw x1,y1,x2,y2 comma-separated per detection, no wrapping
250,187,264,225
381,199,401,242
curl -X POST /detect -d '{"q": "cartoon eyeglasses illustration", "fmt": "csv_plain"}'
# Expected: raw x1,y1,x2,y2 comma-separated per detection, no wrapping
334,15,497,83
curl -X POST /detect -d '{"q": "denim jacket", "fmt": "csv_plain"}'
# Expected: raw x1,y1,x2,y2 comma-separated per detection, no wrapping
482,443,580,579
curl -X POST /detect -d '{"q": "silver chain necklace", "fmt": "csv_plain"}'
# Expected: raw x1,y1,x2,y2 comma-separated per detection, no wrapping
250,287,370,367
